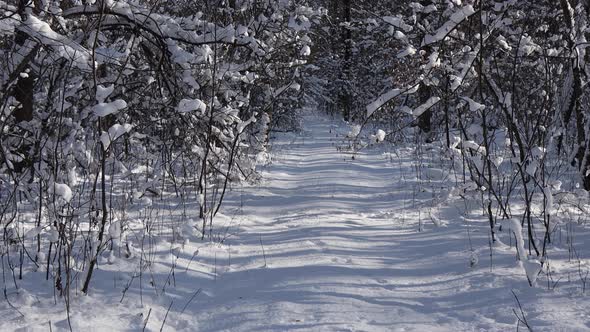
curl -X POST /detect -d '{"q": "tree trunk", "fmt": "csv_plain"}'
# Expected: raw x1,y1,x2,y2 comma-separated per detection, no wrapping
334,0,353,121
417,83,432,134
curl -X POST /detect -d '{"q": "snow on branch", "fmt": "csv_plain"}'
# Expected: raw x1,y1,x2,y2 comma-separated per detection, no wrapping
382,15,413,32
19,15,92,70
178,98,207,113
366,88,403,117
461,97,485,112
366,82,430,118
422,5,476,46
62,4,256,51
449,45,480,91
413,96,440,117
0,6,18,36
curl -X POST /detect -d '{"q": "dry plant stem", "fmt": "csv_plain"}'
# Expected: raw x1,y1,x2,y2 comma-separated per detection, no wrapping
511,290,533,332
142,308,152,332
181,288,202,314
260,235,267,267
159,300,173,332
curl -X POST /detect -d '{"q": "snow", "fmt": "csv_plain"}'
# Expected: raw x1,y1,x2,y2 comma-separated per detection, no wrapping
461,140,486,154
496,35,512,51
366,88,402,117
396,45,417,58
424,167,444,180
423,5,476,46
501,219,543,286
274,81,302,98
394,30,406,40
53,183,73,202
424,51,441,70
531,146,546,159
68,166,79,187
550,180,562,191
518,35,540,57
408,2,435,14
108,220,121,240
382,15,413,32
347,124,361,138
371,129,386,143
300,45,311,57
450,135,461,148
237,115,257,134
413,96,440,116
94,99,127,117
461,97,485,112
61,4,263,57
544,186,554,215
236,25,249,37
100,123,132,149
448,45,480,92
24,227,43,240
288,15,311,32
4,112,590,332
526,160,538,177
22,16,91,70
96,84,115,103
492,156,504,168
48,227,59,242
177,98,207,113
0,15,17,36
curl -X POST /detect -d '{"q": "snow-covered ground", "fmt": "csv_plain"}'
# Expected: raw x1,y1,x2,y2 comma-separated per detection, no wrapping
3,111,590,331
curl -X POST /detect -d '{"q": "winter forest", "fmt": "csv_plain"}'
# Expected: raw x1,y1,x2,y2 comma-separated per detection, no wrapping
1,0,590,330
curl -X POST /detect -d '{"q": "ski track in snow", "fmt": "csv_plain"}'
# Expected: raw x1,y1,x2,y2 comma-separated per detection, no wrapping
3,112,590,331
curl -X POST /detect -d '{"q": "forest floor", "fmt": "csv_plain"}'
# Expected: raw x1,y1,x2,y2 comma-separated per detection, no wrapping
3,111,590,331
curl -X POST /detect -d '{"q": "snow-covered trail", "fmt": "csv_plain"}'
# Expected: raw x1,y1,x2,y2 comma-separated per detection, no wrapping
190,111,590,332
5,111,589,332
191,112,514,332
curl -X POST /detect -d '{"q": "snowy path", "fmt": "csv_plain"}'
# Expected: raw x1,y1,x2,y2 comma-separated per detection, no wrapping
5,112,590,331
188,112,590,332
189,113,530,331
196,113,455,331
182,115,590,331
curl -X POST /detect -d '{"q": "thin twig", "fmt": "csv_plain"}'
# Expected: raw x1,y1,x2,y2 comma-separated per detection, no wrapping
511,290,533,331
159,300,173,332
142,308,152,332
181,288,202,314
259,235,267,267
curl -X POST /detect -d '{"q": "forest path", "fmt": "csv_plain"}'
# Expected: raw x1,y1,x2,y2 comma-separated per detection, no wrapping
190,111,514,332
6,111,586,332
